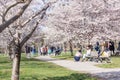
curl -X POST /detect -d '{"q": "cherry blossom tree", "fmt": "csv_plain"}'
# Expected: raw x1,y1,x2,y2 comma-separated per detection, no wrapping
0,0,56,80
43,0,120,46
0,0,120,79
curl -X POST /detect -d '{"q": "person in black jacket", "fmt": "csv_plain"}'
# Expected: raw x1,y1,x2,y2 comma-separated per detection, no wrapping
94,42,101,57
108,41,115,55
117,41,120,51
25,45,31,58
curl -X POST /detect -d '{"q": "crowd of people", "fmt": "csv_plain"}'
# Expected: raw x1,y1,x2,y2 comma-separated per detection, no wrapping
25,45,36,58
24,40,120,62
25,45,62,58
39,46,62,56
74,41,120,62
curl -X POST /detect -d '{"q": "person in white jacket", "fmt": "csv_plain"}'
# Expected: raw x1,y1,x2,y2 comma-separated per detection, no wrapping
82,46,92,61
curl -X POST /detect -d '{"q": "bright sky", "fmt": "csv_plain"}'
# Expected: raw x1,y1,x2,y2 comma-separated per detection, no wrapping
30,0,45,12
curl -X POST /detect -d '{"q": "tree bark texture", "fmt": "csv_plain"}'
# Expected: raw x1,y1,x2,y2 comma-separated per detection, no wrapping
11,46,21,80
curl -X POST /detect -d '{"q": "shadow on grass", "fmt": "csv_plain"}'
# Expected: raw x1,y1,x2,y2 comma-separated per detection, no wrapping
45,73,96,80
21,73,96,80
21,57,62,63
21,57,40,61
93,71,120,80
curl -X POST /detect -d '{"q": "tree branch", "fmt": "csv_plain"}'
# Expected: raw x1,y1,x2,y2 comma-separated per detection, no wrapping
20,22,39,47
7,28,17,46
2,2,24,22
0,1,7,8
20,3,50,28
0,0,32,33
20,9,47,47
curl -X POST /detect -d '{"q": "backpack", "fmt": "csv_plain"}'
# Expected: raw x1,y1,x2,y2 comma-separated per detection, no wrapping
95,46,99,51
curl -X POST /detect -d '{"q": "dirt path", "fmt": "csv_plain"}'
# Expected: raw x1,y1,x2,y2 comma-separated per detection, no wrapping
35,56,120,80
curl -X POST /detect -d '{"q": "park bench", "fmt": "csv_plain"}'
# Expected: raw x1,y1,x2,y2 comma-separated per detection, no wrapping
85,56,111,63
85,56,94,61
82,52,98,62
83,52,111,63
95,56,111,63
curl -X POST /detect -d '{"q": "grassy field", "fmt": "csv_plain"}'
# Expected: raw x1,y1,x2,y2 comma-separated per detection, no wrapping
96,56,120,68
52,51,120,68
52,50,85,60
0,54,97,80
52,52,75,60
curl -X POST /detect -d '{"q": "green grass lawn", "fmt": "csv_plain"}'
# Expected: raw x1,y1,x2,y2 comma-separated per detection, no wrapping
52,52,75,60
52,51,86,60
96,56,120,68
0,54,97,80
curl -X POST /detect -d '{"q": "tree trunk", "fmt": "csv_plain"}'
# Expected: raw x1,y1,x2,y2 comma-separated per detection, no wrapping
69,40,73,56
63,42,67,54
11,47,21,80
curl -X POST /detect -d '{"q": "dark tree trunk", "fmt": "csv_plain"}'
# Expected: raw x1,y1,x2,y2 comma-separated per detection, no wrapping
69,40,73,56
63,42,67,54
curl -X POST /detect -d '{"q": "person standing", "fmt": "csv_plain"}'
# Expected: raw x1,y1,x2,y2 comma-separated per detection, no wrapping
94,42,101,57
48,47,52,55
25,45,31,58
108,41,115,56
31,45,36,56
40,46,44,55
117,41,120,51
44,46,48,55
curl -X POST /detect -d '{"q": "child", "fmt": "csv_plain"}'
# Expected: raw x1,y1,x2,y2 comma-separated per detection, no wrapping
74,50,82,61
